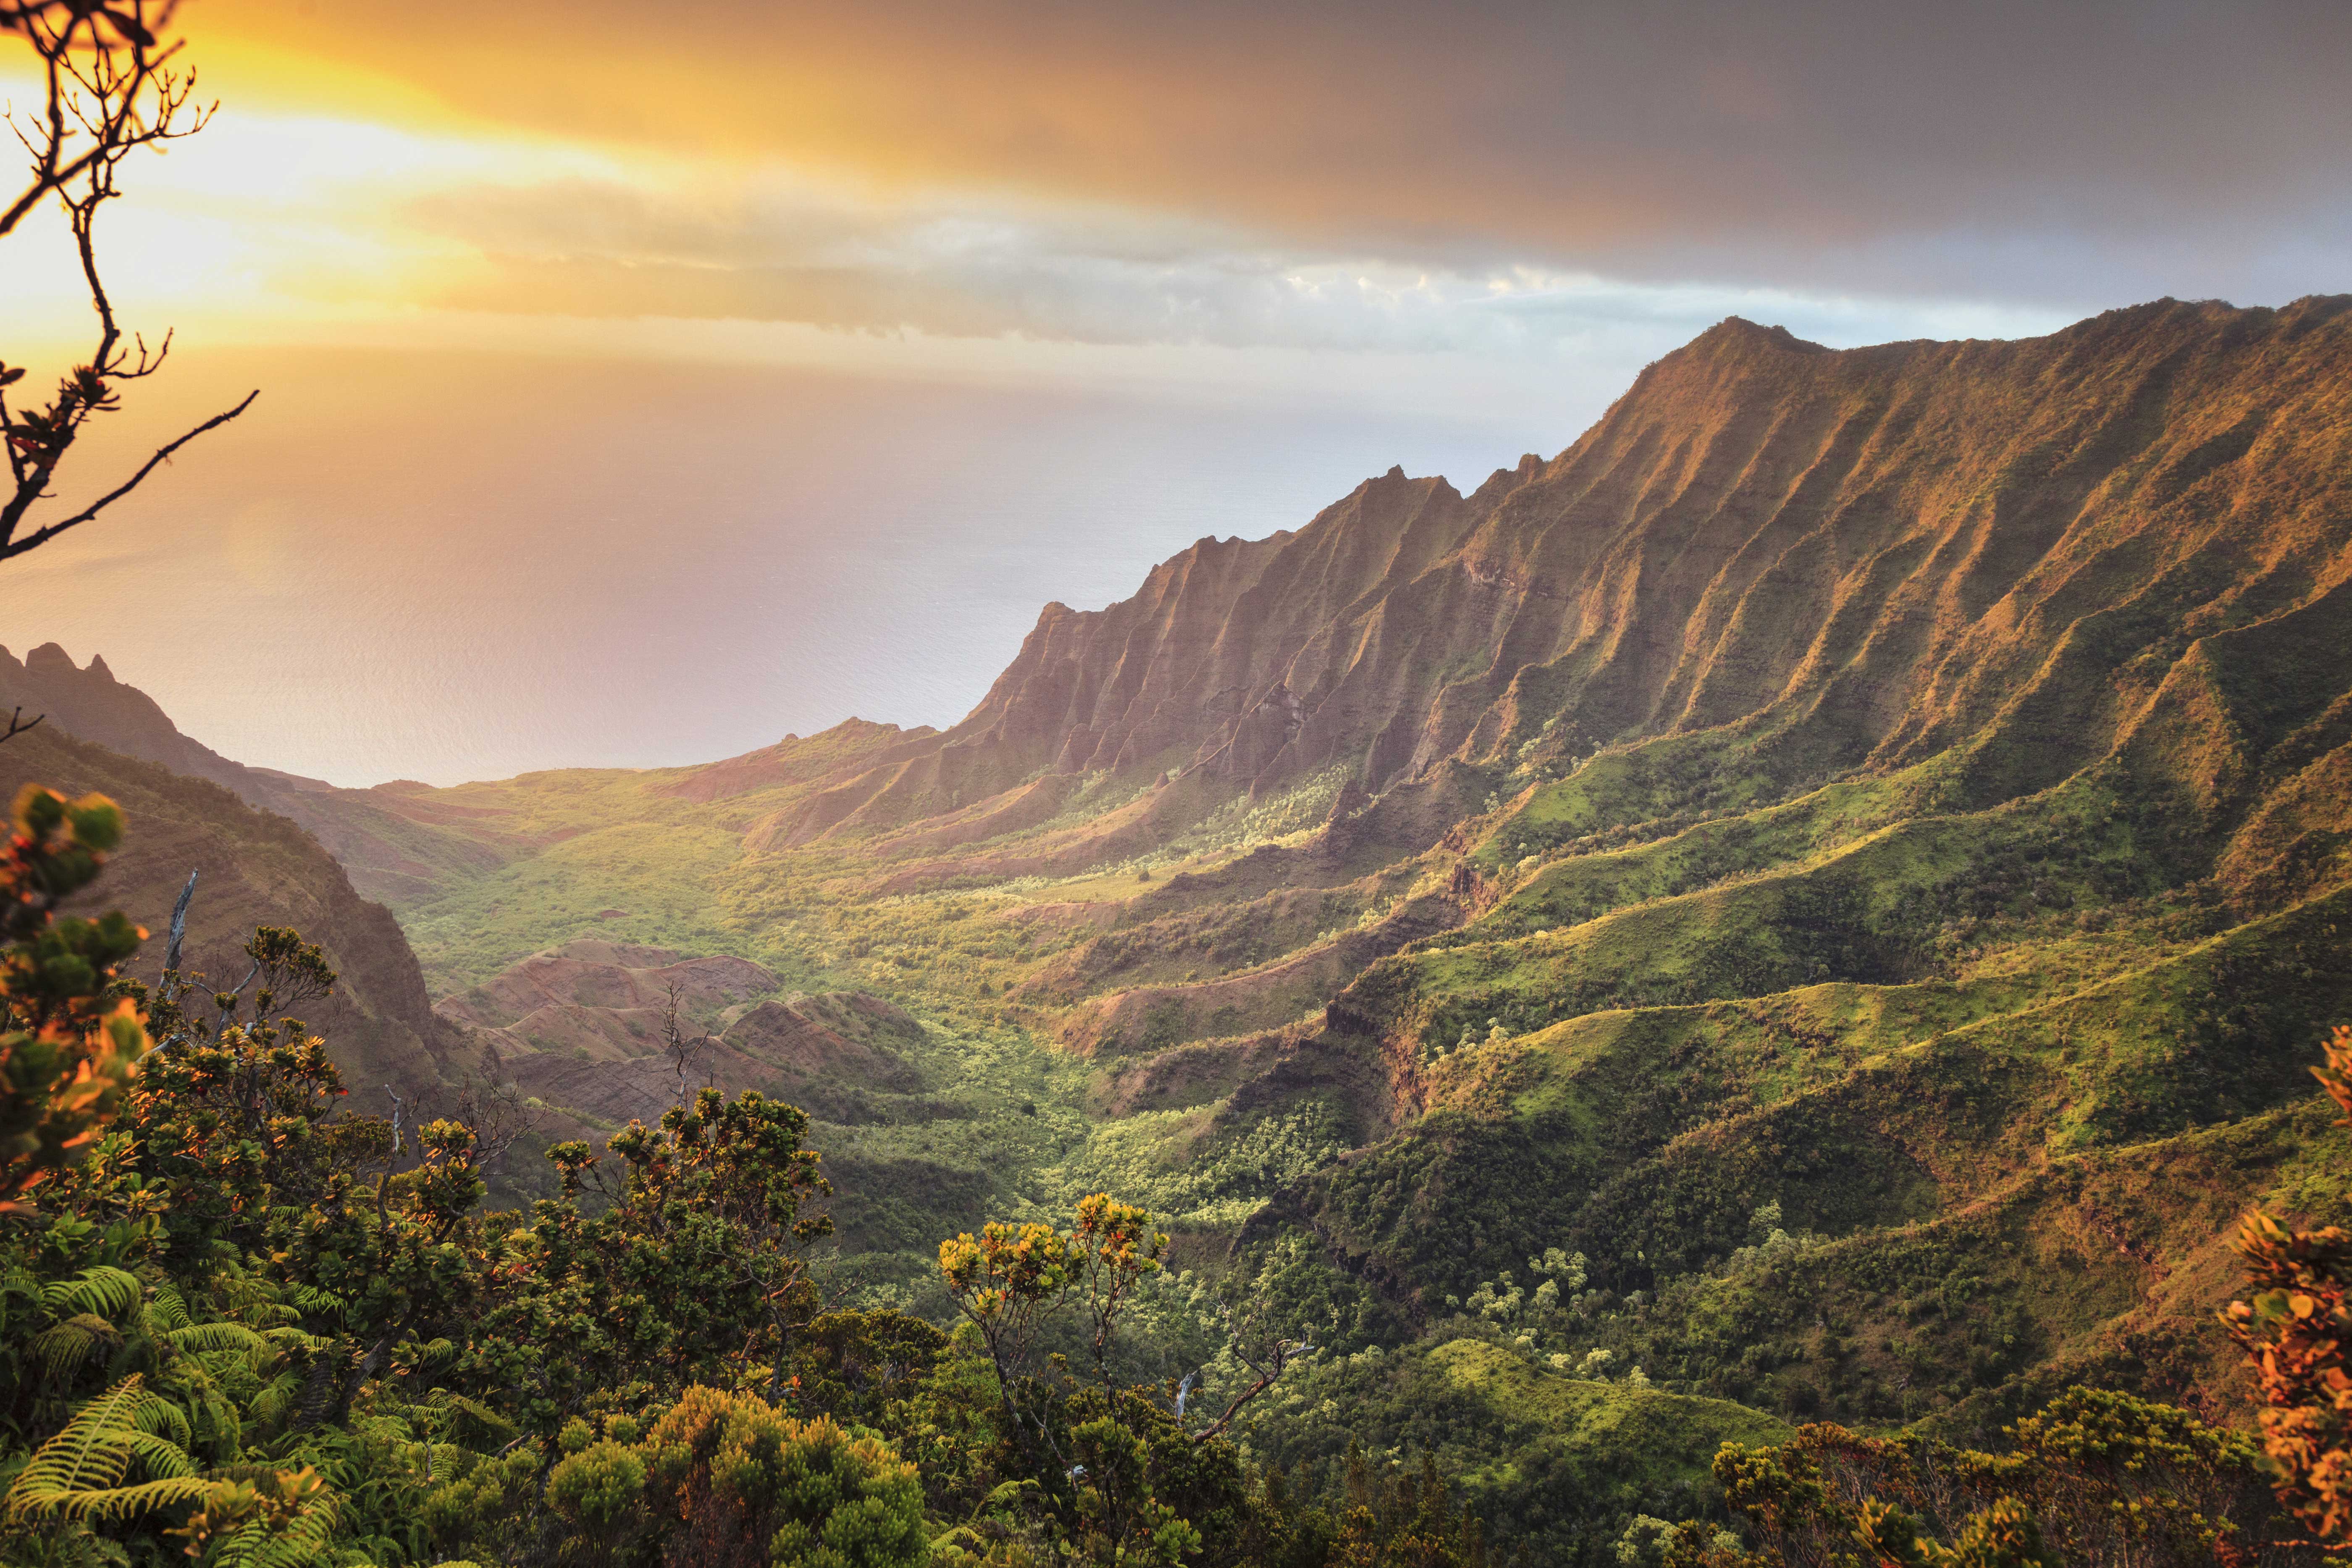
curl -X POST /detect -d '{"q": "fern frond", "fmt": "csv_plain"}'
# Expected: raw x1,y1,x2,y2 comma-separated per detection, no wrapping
437,1394,518,1442
0,1268,43,1324
41,1266,141,1321
166,1322,268,1357
2,1374,211,1528
223,1505,340,1568
197,1384,244,1455
128,1415,197,1468
7,1376,147,1509
285,1285,345,1315
10,1382,142,1504
144,1284,194,1332
31,1472,215,1522
33,1313,121,1376
245,1370,302,1429
211,1269,297,1328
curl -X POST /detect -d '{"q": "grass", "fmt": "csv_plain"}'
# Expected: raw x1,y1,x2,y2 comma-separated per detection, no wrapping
403,819,751,990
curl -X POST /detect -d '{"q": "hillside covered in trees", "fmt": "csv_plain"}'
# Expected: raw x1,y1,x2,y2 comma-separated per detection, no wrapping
8,293,2352,1563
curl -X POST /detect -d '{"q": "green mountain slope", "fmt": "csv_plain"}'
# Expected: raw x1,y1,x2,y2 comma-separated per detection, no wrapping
29,295,2352,1542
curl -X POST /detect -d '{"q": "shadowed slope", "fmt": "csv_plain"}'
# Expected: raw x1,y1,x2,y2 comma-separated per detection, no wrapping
0,723,490,1120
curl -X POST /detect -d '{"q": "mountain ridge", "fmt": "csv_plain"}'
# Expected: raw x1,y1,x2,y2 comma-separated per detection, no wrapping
0,642,527,904
0,720,492,1124
13,298,2352,1535
719,296,2352,857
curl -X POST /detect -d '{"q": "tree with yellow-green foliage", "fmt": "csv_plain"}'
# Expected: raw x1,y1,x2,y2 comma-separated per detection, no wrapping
2225,1023,2352,1544
0,784,144,1217
1707,1387,2289,1568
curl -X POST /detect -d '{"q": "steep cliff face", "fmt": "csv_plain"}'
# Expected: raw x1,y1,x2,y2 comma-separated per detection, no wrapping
0,723,489,1118
767,297,2352,846
613,296,2352,1434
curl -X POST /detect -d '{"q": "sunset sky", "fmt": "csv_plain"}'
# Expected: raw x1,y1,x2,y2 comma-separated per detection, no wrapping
5,0,2348,784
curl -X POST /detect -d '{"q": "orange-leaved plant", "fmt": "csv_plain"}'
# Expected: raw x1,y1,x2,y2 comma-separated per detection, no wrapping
2226,1024,2352,1544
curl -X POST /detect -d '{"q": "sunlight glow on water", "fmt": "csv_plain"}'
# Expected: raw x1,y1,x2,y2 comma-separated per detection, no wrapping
4,347,1562,785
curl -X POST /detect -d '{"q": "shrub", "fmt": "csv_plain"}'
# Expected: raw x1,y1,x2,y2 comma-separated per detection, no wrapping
639,1387,926,1567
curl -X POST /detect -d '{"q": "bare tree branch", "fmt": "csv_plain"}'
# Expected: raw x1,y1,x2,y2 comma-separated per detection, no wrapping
162,865,194,972
660,979,715,1107
0,0,255,565
1187,1334,1310,1445
0,2,193,237
0,388,255,558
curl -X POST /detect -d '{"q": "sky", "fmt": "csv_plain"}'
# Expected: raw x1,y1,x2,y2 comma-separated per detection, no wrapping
2,0,2347,785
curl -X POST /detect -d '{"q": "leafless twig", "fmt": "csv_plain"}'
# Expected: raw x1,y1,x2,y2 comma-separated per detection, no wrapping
660,980,715,1106
162,865,194,973
1188,1333,1311,1444
0,0,257,565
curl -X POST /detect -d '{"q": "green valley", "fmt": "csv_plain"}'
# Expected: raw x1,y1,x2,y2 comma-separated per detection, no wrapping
8,296,2352,1563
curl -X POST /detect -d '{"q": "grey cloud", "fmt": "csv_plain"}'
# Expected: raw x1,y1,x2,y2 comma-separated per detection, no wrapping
231,0,2352,308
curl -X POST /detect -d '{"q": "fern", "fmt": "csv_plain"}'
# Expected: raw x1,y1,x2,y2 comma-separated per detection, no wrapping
212,1270,297,1328
0,1266,43,1337
142,1285,193,1333
284,1284,346,1317
162,1321,268,1358
244,1370,303,1430
435,1394,518,1445
204,1502,340,1568
10,1377,144,1501
3,1375,210,1524
32,1313,121,1377
129,1392,194,1454
28,1474,215,1524
40,1268,140,1321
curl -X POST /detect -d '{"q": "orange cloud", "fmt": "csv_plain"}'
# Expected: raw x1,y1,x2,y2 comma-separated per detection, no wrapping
182,0,2352,301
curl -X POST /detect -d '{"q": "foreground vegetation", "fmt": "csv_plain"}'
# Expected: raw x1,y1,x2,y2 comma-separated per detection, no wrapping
6,779,2352,1565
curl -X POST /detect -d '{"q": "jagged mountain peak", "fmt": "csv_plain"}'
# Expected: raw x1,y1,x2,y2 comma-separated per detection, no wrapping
1679,314,1832,357
40,297,2352,1463
2,641,211,764
749,297,2352,846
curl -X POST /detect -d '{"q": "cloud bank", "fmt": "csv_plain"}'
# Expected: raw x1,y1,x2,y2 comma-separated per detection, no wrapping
205,0,2352,309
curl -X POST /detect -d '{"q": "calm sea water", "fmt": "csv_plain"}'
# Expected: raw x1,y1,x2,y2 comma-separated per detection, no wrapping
3,346,1571,785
